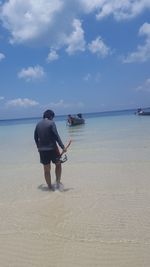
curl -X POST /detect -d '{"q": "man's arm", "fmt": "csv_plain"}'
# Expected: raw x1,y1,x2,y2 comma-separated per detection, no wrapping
34,126,38,147
51,122,65,149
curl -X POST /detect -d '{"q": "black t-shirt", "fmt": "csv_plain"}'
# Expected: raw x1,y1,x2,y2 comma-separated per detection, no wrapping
34,119,64,151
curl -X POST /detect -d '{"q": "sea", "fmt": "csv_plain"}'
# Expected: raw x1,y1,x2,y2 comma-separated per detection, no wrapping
0,109,150,167
1,109,150,267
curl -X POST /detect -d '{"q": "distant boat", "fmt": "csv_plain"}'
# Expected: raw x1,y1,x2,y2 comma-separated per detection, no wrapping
67,113,85,126
138,111,150,116
136,108,150,116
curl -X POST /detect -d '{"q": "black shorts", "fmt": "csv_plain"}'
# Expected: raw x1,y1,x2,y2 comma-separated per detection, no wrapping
39,149,60,165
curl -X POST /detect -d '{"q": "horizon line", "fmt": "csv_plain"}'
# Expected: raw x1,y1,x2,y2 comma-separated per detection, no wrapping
0,107,141,121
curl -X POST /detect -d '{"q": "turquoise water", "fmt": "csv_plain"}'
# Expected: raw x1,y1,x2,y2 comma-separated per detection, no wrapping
0,110,150,166
1,109,150,203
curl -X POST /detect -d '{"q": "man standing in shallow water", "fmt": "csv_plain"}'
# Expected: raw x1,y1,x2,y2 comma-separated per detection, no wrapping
34,110,67,190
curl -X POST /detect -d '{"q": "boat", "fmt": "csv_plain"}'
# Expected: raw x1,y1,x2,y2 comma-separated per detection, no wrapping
136,108,150,116
138,111,150,116
67,114,85,126
68,117,85,126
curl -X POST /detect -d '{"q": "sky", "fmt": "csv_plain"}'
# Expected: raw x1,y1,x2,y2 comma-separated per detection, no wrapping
0,0,150,119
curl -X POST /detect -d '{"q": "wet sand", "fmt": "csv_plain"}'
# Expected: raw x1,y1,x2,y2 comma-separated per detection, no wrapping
0,161,150,266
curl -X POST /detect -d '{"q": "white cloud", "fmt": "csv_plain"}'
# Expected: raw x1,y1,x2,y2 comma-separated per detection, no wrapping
49,99,71,109
18,65,45,81
0,52,5,61
2,1,148,48
123,22,150,63
47,99,84,109
139,22,150,37
0,0,63,44
47,49,59,62
135,77,150,92
65,19,86,55
0,0,82,49
6,98,39,107
1,0,150,56
0,96,4,100
80,0,150,21
83,73,91,82
88,36,111,57
83,72,102,82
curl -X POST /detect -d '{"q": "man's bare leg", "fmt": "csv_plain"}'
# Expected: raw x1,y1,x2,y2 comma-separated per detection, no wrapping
55,162,62,185
43,164,52,189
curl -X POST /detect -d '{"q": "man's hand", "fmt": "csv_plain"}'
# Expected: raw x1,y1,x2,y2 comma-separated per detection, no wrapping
62,147,67,153
61,140,72,156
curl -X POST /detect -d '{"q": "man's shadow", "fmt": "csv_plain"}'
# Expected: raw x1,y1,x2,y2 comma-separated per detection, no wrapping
38,184,50,191
38,184,74,192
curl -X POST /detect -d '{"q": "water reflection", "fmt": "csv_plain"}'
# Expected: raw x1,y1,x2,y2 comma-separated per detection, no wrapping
67,124,86,143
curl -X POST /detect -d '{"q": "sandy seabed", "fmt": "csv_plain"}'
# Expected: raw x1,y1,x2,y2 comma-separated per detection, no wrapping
0,161,150,267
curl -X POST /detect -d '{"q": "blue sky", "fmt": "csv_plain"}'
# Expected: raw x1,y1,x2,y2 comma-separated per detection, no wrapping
0,0,150,119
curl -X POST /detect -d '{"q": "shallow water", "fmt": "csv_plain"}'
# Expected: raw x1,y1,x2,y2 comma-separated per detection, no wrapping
1,111,150,267
0,110,150,203
1,111,150,166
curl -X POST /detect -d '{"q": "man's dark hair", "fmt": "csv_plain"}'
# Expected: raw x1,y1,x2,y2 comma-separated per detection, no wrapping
43,110,55,119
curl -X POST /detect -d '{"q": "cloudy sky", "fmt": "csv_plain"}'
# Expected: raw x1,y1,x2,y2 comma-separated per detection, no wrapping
0,0,150,119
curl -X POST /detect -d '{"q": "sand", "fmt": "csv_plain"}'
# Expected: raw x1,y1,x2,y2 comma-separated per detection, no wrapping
0,161,150,267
